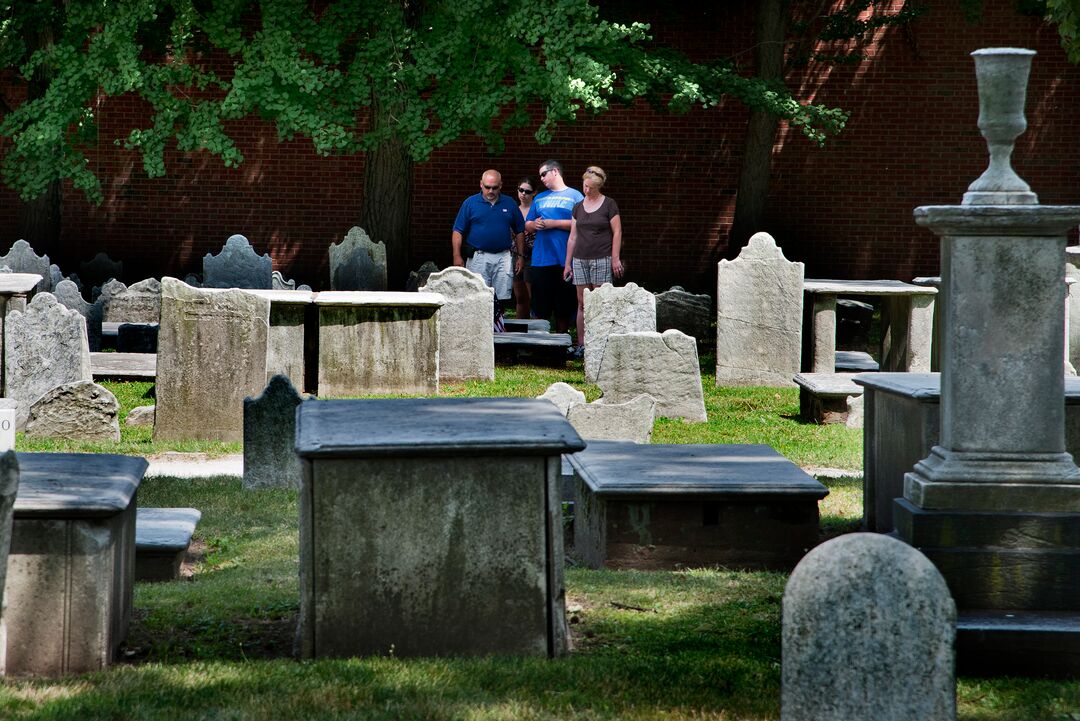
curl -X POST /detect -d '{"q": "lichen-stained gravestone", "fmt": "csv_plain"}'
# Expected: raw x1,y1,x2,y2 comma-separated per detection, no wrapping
0,239,51,293
25,380,121,442
716,232,804,387
782,533,956,721
420,267,494,381
595,330,706,422
5,293,92,430
154,277,270,442
103,277,161,323
243,374,306,490
329,227,387,291
203,234,273,289
583,283,655,383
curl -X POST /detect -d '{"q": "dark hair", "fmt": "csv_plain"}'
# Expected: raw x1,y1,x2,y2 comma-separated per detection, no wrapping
540,160,563,175
518,176,534,190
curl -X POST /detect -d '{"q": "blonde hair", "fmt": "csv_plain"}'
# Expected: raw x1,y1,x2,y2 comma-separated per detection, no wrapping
582,165,607,189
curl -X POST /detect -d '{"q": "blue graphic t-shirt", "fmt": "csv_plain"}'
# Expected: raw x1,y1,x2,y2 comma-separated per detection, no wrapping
526,187,584,267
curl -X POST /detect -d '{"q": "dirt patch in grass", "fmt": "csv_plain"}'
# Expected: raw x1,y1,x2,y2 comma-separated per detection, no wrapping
121,609,298,663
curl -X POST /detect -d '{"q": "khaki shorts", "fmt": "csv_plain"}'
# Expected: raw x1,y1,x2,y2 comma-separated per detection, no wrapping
466,250,513,300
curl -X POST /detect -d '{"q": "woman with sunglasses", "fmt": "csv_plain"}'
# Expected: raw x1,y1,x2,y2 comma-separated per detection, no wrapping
514,177,536,319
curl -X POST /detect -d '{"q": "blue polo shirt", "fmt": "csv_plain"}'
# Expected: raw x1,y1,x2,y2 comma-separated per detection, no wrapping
453,193,524,252
526,188,584,267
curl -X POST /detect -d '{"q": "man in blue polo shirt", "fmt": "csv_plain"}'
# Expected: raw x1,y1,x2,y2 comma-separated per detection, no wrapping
452,170,524,316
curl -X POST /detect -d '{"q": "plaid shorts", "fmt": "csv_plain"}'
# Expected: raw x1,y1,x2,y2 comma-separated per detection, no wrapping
572,257,613,286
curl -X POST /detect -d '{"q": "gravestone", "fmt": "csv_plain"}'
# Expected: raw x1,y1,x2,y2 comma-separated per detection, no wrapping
420,267,494,381
95,278,127,311
154,277,270,442
24,380,121,442
54,279,102,351
103,277,161,323
4,293,92,429
243,374,306,490
48,265,63,291
595,330,707,422
715,232,804,386
272,271,295,291
782,533,955,721
655,287,712,344
203,234,272,289
0,450,15,610
406,261,440,292
537,382,586,417
0,240,51,294
125,405,155,426
567,394,656,443
329,227,387,291
79,252,122,290
583,283,656,383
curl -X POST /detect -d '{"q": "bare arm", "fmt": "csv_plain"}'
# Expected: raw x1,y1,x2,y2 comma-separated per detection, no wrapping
451,230,465,267
610,214,623,278
563,218,578,280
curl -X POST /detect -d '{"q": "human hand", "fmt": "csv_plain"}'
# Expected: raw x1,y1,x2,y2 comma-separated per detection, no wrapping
453,254,465,267
535,217,547,230
563,264,573,282
515,257,524,275
612,258,624,278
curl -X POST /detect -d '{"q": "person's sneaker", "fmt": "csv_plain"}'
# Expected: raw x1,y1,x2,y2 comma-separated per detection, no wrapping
569,345,585,360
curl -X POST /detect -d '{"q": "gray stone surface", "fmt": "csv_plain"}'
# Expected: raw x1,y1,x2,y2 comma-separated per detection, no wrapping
567,394,656,443
0,240,51,293
406,261,439,292
329,227,387,291
537,382,586,417
595,330,706,422
125,404,155,426
54,278,102,351
0,451,17,643
79,252,122,290
48,264,63,291
655,287,712,344
154,277,270,442
271,270,295,291
91,352,156,379
583,282,656,383
102,277,161,323
845,393,864,430
240,289,315,389
243,375,306,490
835,350,878,372
782,533,956,721
203,234,272,289
503,318,551,333
24,380,121,442
716,232,804,386
4,292,92,430
135,507,201,582
420,267,494,381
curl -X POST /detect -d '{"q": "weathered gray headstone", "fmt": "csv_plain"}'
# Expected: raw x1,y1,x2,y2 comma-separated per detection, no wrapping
421,267,494,381
79,252,122,291
5,292,92,429
102,277,161,323
271,270,295,291
567,394,656,443
329,227,387,291
716,232,804,387
203,234,272,289
243,374,306,490
183,273,202,287
407,261,440,292
0,451,18,629
24,380,121,442
0,240,50,293
537,382,586,417
125,404,155,426
95,278,127,310
782,533,956,721
595,330,706,422
48,264,63,291
583,282,656,383
655,287,712,344
154,277,270,442
54,278,102,351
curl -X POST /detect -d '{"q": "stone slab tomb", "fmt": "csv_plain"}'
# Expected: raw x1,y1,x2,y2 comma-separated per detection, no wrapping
595,329,706,422
571,441,828,571
3,453,146,677
421,267,495,382
583,282,655,383
244,374,306,490
329,227,387,291
203,234,272,289
154,278,270,442
294,397,585,658
4,292,92,430
715,232,804,386
241,289,316,390
0,240,51,293
135,507,201,581
25,380,121,442
782,533,955,721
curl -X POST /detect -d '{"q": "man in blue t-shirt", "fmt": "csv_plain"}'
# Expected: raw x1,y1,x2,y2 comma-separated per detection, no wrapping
525,160,583,335
452,169,525,312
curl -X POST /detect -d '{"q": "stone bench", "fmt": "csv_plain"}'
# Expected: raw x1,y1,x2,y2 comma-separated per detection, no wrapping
494,332,571,367
3,452,146,676
793,372,864,424
91,351,157,379
569,440,828,571
135,507,201,582
834,350,878,372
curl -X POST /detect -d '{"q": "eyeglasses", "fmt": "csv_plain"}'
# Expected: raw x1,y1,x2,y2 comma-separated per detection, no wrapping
482,184,500,190
518,188,533,195
539,168,554,179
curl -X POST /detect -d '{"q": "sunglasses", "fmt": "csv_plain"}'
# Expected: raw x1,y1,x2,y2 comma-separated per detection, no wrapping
482,184,500,190
539,169,553,178
518,187,533,195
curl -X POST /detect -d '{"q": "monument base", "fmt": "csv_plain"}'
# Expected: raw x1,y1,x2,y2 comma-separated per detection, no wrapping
956,610,1080,677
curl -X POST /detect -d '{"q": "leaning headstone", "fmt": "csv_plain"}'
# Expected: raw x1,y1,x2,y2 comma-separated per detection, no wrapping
567,394,656,443
406,261,440,292
203,234,272,289
5,292,92,429
0,239,50,293
420,267,494,381
154,277,270,442
655,287,712,345
271,270,296,291
103,277,161,323
329,227,388,291
595,330,706,422
243,374,306,490
24,380,121,442
715,232,804,387
0,450,18,624
583,282,656,383
54,278,102,351
125,404,155,426
537,382,587,417
79,252,123,291
782,533,955,721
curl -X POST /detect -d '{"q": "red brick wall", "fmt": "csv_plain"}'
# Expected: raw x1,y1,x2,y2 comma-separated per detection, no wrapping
0,1,1075,295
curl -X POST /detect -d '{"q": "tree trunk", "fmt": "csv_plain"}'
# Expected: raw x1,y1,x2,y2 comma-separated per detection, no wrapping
360,105,413,289
728,0,787,257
